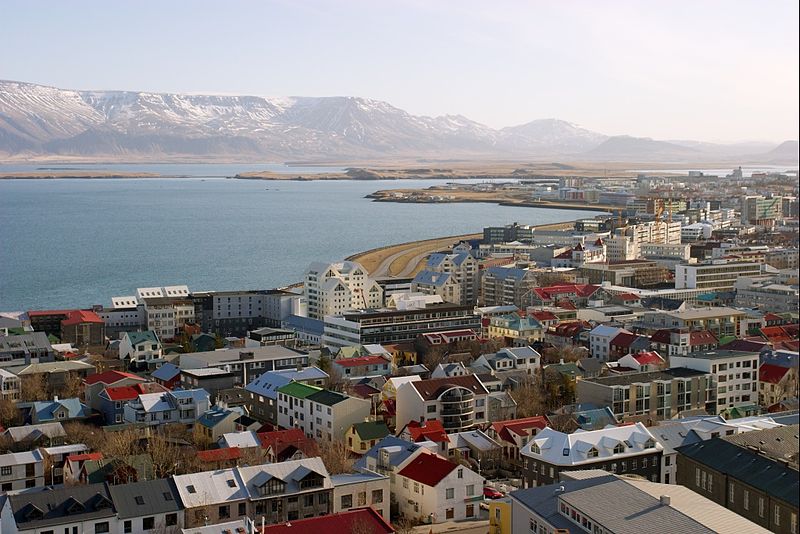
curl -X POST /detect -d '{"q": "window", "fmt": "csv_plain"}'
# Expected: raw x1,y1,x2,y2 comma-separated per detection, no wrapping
729,483,735,503
238,503,246,516
587,447,599,458
123,521,132,534
219,505,230,519
427,405,436,413
759,497,765,518
95,523,110,534
446,488,455,499
775,506,781,526
142,517,155,530
457,468,463,479
372,489,383,504
304,494,315,507
165,514,177,527
413,482,419,494
466,484,475,497
613,443,625,454
403,478,409,489
357,492,367,506
0,466,11,476
341,494,353,509
744,490,749,510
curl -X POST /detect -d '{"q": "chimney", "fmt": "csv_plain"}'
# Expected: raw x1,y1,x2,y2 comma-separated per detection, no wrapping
53,395,59,402
554,485,565,495
660,495,671,506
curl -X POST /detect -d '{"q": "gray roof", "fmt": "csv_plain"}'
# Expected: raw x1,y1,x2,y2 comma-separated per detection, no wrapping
484,266,530,280
582,367,708,387
108,478,182,519
650,423,703,455
179,345,307,367
354,436,423,471
8,483,115,528
0,332,52,353
413,270,453,287
723,424,800,465
3,422,66,442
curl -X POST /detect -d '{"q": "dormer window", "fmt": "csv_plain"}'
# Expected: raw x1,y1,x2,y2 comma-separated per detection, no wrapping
531,443,541,454
644,439,655,449
587,447,599,458
613,443,625,454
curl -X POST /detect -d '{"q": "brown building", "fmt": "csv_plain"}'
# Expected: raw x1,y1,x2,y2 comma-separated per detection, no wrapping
579,260,671,288
676,425,799,534
60,310,106,347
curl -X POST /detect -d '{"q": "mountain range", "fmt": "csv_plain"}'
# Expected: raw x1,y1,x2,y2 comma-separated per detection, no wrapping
0,80,796,163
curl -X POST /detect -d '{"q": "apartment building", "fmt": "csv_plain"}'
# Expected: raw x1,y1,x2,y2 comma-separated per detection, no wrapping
675,260,763,290
118,330,164,370
0,332,55,367
107,478,184,534
331,471,390,519
424,252,479,306
519,423,663,487
741,195,784,225
396,375,490,433
0,368,20,400
0,450,45,492
276,382,371,442
487,314,543,345
304,261,383,320
480,266,537,308
244,367,328,426
735,277,800,314
483,222,535,244
650,328,719,357
411,271,462,304
577,368,715,421
670,350,759,415
122,388,210,427
96,296,145,339
579,260,672,288
640,307,747,338
616,220,682,247
322,302,480,348
178,345,310,385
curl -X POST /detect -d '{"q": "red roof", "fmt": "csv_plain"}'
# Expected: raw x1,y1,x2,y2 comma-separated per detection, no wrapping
334,355,388,367
632,351,664,365
764,313,784,322
258,429,318,458
760,325,798,343
103,382,166,401
615,293,640,301
61,310,104,326
533,284,599,300
611,332,640,348
689,331,718,346
84,370,144,386
777,340,800,351
397,452,458,487
406,420,448,443
491,417,548,443
556,301,577,311
531,311,557,322
67,452,103,463
27,309,76,317
197,447,241,462
260,508,394,534
759,363,791,384
351,383,381,399
650,329,673,344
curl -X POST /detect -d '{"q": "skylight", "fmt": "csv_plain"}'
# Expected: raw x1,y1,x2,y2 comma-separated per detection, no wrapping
187,485,197,494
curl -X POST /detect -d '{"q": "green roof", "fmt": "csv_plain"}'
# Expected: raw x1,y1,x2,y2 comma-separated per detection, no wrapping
352,421,390,441
717,335,737,346
125,331,160,345
276,382,322,399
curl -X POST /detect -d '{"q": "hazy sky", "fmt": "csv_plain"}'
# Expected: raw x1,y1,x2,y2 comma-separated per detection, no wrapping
2,1,798,142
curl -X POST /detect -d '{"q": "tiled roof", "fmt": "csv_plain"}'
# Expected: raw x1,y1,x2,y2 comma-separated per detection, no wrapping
632,351,664,365
397,452,458,486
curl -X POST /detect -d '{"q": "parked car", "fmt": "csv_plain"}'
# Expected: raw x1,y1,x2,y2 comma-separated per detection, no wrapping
483,486,504,499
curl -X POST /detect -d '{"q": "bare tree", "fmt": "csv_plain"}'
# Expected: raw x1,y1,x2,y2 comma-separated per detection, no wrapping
324,364,348,393
19,374,49,402
317,437,354,475
392,516,418,534
103,428,142,458
0,399,21,428
508,376,548,418
60,372,85,399
542,345,586,364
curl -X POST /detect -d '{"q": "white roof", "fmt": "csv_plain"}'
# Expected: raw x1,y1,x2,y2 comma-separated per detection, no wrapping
236,457,332,496
0,449,44,467
448,430,502,452
220,431,260,449
137,287,165,299
387,375,421,391
173,468,248,508
112,296,139,308
521,422,662,466
0,368,17,379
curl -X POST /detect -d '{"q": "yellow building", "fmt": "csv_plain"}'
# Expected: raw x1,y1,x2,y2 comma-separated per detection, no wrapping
344,421,390,455
489,498,512,534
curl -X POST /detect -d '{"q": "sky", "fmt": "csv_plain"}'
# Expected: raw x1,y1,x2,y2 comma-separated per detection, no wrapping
1,0,798,143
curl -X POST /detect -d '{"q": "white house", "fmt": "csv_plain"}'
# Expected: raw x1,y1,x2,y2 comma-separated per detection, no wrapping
123,388,210,426
394,450,485,523
275,382,371,442
331,471,391,520
0,450,44,492
0,368,20,400
118,330,163,369
304,261,383,320
395,375,490,434
589,325,629,361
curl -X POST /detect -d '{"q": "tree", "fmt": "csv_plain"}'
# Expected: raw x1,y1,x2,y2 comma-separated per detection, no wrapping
542,345,586,364
324,364,348,393
146,433,186,479
317,437,354,475
392,516,418,534
102,428,142,458
60,372,85,399
0,399,21,428
19,374,49,402
214,334,224,349
508,376,548,418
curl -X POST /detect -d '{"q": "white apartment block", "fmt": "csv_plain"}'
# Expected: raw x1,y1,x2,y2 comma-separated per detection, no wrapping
137,286,194,340
669,350,759,414
276,382,372,442
0,368,20,400
0,450,45,492
675,261,762,290
424,253,479,306
606,235,638,262
640,242,691,261
304,261,383,320
617,221,682,247
395,375,490,433
331,472,390,520
734,276,800,314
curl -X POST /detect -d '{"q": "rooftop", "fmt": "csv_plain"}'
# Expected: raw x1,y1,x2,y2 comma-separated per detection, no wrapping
582,367,708,387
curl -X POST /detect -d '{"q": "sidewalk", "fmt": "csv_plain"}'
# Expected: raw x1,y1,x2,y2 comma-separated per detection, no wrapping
412,519,489,533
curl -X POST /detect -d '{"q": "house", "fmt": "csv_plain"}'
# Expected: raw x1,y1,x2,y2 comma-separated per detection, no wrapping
395,375,490,433
545,405,619,433
616,351,666,372
258,428,319,463
506,470,770,534
173,468,250,527
118,330,164,371
345,421,390,455
670,350,760,416
397,419,450,454
519,422,663,487
759,363,799,407
196,406,244,443
577,368,715,422
180,368,237,403
609,332,651,359
196,447,243,470
218,430,261,450
381,375,421,401
245,366,328,426
473,346,541,376
676,425,799,533
97,382,169,425
446,429,502,474
544,321,592,348
0,332,55,367
276,383,372,442
151,362,182,389
59,310,105,347
237,458,334,525
0,368,21,400
75,454,154,486
83,370,147,412
650,328,719,357
178,345,311,385
108,478,184,533
25,397,90,424
123,388,211,427
331,472,390,519
0,450,45,492
430,362,470,379
2,422,66,450
487,416,549,464
481,267,537,308
394,450,485,523
258,508,395,534
488,390,518,422
331,354,393,381
487,314,543,345
411,270,462,305
0,482,117,534
530,284,603,308
589,325,630,361
6,360,96,394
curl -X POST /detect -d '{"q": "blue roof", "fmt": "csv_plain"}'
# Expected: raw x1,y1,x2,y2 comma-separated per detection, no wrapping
125,330,160,345
197,406,241,428
171,388,209,402
426,253,448,268
574,407,619,431
590,325,622,337
151,362,181,381
32,398,89,421
245,367,328,399
354,436,422,471
485,266,529,280
282,315,324,336
412,270,452,287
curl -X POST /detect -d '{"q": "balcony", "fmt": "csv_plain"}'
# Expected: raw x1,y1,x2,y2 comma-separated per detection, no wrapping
441,413,475,431
440,401,475,417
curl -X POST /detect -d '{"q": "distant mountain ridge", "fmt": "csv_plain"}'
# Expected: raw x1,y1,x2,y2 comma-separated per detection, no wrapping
0,80,796,163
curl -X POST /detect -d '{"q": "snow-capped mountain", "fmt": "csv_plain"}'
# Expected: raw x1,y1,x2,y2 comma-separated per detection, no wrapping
0,80,795,162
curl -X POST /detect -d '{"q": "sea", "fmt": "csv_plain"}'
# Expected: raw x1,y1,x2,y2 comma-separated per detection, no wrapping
0,164,605,311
